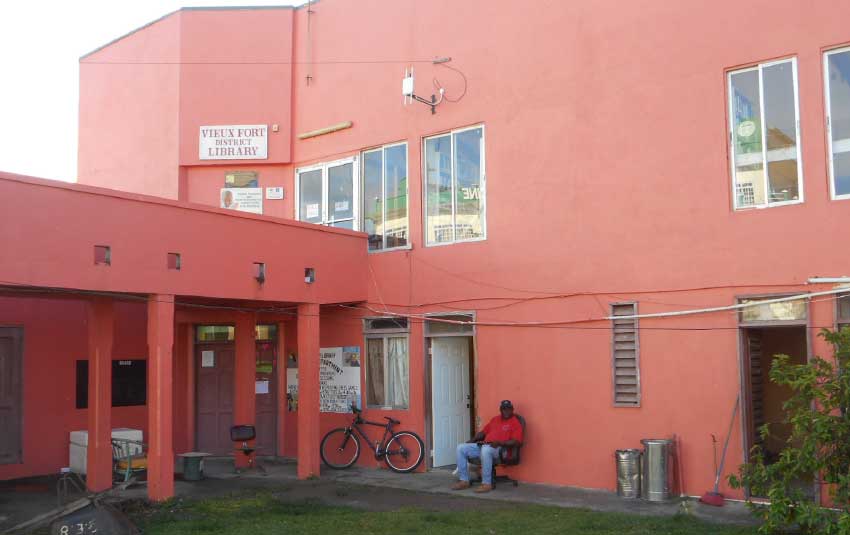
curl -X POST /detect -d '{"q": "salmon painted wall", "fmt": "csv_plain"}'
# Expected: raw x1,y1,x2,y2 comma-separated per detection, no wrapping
73,0,850,497
78,11,181,198
0,298,149,480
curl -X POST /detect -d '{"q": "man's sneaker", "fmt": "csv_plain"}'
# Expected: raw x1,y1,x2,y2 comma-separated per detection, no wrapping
451,480,471,490
474,484,493,493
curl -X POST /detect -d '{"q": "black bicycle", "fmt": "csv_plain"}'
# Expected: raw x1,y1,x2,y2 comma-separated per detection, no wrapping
320,405,424,473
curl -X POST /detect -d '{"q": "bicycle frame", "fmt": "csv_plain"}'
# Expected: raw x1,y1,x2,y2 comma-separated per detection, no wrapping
346,416,394,459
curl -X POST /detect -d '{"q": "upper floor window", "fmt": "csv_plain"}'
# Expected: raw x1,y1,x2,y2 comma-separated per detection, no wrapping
825,47,850,200
728,59,802,210
296,157,359,230
424,125,486,245
362,143,409,251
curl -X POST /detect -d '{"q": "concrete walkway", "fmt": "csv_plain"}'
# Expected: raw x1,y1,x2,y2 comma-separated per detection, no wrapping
194,458,756,526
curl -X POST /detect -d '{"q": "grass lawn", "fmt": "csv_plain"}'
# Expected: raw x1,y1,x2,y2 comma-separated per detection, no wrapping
131,491,759,535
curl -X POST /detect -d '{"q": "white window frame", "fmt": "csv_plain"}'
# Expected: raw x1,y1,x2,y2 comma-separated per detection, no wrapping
824,46,850,201
361,141,410,253
294,156,360,229
727,58,804,210
422,124,487,247
363,317,409,410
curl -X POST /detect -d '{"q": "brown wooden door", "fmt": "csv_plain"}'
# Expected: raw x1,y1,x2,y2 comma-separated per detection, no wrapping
744,329,764,456
196,344,235,455
254,341,277,455
0,327,23,464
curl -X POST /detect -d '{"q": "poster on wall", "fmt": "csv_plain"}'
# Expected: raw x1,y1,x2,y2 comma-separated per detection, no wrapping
285,347,362,413
220,187,263,214
199,124,268,160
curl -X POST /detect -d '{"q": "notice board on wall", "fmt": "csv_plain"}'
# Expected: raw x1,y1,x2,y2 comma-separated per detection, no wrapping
285,346,361,413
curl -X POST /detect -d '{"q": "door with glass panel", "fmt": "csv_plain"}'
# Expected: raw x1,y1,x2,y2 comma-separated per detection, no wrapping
728,59,802,209
296,158,358,229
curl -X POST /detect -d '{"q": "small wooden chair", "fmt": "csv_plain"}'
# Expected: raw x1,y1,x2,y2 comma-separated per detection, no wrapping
111,438,148,483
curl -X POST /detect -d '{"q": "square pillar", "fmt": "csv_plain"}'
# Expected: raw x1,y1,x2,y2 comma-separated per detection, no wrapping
297,303,320,479
147,294,175,501
234,314,257,469
86,297,114,492
275,321,287,457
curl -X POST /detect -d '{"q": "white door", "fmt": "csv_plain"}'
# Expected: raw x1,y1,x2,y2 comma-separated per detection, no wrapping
431,337,471,467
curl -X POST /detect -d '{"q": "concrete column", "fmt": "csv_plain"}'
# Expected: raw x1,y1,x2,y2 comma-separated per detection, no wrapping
275,321,287,457
234,314,257,469
86,297,114,492
147,294,175,501
297,303,321,479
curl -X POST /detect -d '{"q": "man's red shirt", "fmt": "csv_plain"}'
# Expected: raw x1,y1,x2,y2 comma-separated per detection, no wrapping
482,415,523,444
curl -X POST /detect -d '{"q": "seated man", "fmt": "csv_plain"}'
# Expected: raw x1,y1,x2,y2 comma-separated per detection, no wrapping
451,399,523,493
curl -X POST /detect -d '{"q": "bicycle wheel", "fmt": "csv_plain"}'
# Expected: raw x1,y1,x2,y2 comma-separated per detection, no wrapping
320,428,361,469
384,431,424,473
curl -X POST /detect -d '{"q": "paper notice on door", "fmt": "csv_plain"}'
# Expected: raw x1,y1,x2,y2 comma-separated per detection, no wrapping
334,200,349,212
255,380,269,394
306,203,319,219
201,351,215,368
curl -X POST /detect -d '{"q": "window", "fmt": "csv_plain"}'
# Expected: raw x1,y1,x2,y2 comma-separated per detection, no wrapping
296,157,359,230
196,324,278,342
424,314,474,336
739,296,807,324
362,143,409,251
838,294,850,328
611,303,640,407
825,47,850,199
364,317,409,409
728,59,802,209
75,360,147,409
424,125,486,245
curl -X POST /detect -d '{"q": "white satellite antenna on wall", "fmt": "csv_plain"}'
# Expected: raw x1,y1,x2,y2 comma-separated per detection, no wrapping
403,66,444,114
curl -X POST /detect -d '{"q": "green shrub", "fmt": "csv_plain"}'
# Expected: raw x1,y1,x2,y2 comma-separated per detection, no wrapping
730,327,850,534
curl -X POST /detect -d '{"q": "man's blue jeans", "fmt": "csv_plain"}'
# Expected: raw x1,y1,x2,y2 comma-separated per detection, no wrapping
456,443,501,485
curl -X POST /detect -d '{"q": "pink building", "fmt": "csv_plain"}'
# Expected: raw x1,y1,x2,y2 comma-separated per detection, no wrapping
2,0,850,503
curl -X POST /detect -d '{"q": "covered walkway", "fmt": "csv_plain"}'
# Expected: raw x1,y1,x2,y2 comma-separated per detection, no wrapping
0,172,368,501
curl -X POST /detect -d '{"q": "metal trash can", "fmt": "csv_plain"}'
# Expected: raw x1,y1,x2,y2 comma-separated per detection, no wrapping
615,449,642,498
641,439,674,502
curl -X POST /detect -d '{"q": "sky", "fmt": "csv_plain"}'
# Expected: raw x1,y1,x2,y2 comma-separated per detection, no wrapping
0,0,303,183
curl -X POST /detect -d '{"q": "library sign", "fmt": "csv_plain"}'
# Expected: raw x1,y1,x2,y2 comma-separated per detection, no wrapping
199,124,268,160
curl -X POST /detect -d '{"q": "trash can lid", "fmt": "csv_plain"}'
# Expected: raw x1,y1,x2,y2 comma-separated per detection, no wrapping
640,438,673,445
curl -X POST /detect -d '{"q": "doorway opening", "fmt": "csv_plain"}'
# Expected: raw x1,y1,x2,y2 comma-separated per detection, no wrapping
425,314,475,469
194,324,279,456
742,325,813,498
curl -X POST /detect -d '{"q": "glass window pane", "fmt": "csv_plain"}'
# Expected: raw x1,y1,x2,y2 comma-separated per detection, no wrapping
425,135,453,244
425,315,474,336
384,144,408,248
363,150,383,250
364,317,408,331
386,337,409,408
196,325,234,342
331,220,354,230
328,163,354,223
838,293,850,321
731,69,766,208
366,338,385,407
740,297,807,322
828,50,850,197
255,324,277,341
454,128,484,240
298,169,322,224
763,61,800,203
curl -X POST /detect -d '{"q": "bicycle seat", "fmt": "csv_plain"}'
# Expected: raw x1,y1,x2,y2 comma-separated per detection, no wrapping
384,416,400,424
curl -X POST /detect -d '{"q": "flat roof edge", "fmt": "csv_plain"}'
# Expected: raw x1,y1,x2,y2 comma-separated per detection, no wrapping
79,4,305,61
0,171,366,240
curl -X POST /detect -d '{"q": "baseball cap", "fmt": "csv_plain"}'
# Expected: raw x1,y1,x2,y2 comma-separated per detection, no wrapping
499,400,513,409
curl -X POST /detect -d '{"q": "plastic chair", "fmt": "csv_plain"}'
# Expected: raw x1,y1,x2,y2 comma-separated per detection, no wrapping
111,438,148,484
